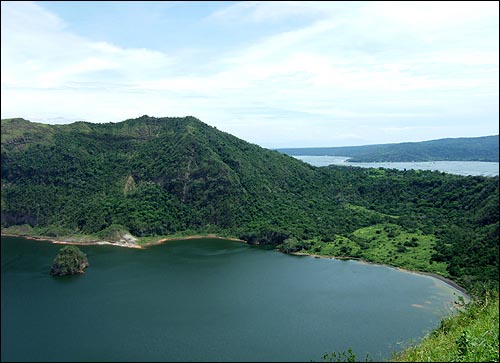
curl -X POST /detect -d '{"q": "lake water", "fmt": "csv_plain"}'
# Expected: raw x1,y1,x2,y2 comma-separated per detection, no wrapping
294,155,499,177
1,236,466,362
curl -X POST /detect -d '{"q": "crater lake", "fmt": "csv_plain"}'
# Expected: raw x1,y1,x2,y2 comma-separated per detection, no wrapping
1,236,466,362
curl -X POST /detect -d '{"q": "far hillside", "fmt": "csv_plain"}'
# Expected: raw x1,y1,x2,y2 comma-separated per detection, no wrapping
278,135,499,162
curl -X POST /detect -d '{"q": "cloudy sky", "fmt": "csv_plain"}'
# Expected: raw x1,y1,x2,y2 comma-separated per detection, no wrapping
1,1,498,147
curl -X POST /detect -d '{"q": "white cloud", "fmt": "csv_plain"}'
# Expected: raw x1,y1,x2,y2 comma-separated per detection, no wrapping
208,1,333,24
363,1,498,31
1,1,175,90
1,1,498,146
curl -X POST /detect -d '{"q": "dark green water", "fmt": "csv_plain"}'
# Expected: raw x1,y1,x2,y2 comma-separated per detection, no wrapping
1,236,464,362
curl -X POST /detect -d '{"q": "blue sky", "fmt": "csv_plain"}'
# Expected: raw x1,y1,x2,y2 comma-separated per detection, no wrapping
1,1,498,147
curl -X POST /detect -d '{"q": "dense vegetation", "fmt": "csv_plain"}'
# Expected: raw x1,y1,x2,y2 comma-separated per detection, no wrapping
1,116,498,296
278,135,499,162
50,245,89,276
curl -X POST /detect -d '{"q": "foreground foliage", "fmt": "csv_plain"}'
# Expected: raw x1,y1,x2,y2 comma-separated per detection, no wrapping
321,348,372,362
318,294,499,362
392,292,499,362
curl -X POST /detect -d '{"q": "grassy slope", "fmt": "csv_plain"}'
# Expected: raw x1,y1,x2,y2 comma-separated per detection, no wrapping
293,223,449,276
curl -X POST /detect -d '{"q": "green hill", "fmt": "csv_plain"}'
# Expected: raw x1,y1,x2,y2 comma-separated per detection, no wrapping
278,135,499,162
1,116,498,295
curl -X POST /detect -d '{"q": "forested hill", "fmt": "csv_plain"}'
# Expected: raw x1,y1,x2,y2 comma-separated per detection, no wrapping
1,116,498,294
278,135,499,162
1,116,320,235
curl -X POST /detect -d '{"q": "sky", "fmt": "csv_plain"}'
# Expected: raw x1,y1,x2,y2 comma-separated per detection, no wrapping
1,1,498,148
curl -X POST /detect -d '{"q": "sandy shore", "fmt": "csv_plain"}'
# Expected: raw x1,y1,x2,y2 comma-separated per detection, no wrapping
1,233,144,249
1,232,244,250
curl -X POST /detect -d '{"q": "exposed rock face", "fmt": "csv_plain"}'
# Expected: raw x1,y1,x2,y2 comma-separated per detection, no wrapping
117,233,138,247
0,211,38,227
96,225,139,248
123,175,136,195
50,245,89,276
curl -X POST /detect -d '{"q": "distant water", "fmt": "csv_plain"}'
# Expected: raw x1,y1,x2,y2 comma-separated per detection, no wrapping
294,155,499,177
1,236,466,362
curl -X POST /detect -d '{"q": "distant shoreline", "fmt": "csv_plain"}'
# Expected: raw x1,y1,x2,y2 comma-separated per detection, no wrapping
2,232,468,298
291,156,499,177
144,234,245,246
290,251,470,299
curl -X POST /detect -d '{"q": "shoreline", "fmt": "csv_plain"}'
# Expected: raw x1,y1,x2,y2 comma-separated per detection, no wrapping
0,233,144,249
290,251,470,299
0,232,245,250
2,232,468,298
147,234,245,246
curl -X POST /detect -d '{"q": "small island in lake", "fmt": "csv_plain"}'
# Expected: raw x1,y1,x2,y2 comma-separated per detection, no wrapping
50,245,89,276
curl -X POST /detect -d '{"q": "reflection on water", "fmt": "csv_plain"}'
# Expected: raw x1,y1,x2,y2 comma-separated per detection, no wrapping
1,236,466,362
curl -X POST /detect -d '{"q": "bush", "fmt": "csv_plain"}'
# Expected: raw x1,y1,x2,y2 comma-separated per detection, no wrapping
96,224,130,241
396,245,407,253
404,240,419,247
276,237,311,253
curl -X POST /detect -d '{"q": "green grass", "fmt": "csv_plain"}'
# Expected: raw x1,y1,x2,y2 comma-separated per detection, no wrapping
0,118,54,145
344,203,399,219
352,223,448,276
315,235,362,258
391,292,499,362
296,223,448,277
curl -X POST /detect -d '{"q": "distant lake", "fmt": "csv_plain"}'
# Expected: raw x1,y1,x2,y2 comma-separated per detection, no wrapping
1,236,466,362
294,155,499,177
